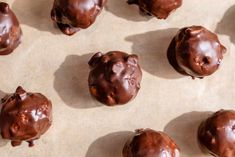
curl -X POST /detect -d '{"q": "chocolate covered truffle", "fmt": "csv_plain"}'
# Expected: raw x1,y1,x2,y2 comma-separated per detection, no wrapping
123,129,180,157
0,2,22,55
51,0,106,35
88,51,142,106
167,26,226,79
127,0,182,19
198,110,235,157
0,86,52,147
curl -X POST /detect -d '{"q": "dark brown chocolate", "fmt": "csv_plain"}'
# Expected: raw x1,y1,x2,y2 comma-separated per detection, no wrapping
123,129,180,157
167,26,226,79
198,110,235,157
127,0,182,19
0,2,22,55
51,0,106,35
0,86,52,147
88,51,142,106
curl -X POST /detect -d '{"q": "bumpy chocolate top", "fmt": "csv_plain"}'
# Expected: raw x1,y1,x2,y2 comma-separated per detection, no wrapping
123,129,180,157
0,2,22,55
88,51,142,106
198,110,235,157
51,0,106,35
127,0,182,19
167,26,226,78
0,86,52,147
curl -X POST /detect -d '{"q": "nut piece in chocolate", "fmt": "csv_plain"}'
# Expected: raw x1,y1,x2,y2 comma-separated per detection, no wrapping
127,0,182,19
88,51,142,106
198,110,235,157
167,26,226,79
0,2,22,55
51,0,106,35
123,129,180,157
0,86,52,147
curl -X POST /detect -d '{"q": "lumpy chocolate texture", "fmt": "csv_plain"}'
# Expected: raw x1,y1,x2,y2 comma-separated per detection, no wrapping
127,0,182,19
123,129,180,157
0,2,22,55
167,26,226,78
51,0,106,35
0,86,52,147
198,110,235,157
88,51,142,106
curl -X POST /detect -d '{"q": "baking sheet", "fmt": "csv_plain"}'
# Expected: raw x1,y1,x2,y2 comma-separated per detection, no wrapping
0,0,235,157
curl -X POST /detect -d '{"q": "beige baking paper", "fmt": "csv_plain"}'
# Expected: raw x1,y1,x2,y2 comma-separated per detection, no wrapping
0,0,235,157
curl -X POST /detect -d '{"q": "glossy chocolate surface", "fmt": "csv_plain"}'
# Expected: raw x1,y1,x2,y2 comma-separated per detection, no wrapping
123,129,180,157
127,0,182,19
198,110,235,157
167,26,226,78
0,2,22,55
51,0,106,35
88,51,142,106
0,86,52,147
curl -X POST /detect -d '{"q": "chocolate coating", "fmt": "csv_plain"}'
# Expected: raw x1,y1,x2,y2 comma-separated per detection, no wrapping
0,86,52,147
167,26,226,78
123,129,180,157
127,0,182,19
88,51,142,106
198,110,235,157
0,2,22,55
51,0,106,35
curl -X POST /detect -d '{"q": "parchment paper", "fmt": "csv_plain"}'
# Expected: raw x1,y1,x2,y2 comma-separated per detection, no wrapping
0,0,235,157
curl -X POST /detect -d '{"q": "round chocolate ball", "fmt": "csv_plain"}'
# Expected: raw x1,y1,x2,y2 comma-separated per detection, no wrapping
0,2,22,55
51,0,106,35
0,86,52,147
127,0,182,19
88,51,142,106
123,129,180,157
167,26,226,79
198,110,235,157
